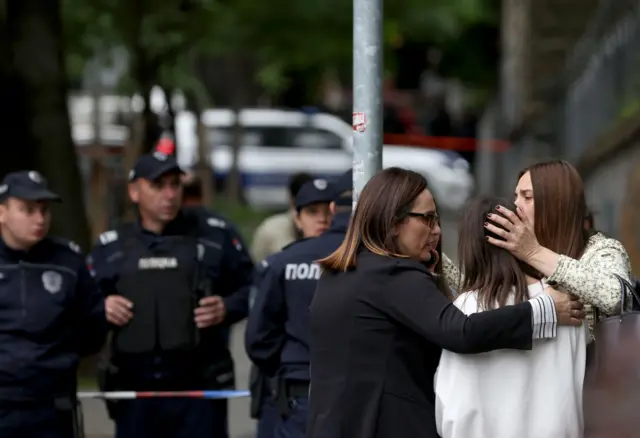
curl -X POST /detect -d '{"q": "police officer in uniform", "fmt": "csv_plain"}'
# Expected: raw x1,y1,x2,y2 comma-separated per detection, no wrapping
88,152,254,438
245,170,353,438
0,170,107,438
249,178,335,438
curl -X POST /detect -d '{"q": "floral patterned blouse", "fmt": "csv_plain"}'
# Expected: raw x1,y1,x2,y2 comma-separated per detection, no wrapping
442,232,633,338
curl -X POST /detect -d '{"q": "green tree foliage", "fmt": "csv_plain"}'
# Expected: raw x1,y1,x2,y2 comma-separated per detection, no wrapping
62,0,494,95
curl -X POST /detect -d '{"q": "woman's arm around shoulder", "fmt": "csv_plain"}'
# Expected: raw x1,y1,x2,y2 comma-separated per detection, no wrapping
543,234,633,315
366,260,558,354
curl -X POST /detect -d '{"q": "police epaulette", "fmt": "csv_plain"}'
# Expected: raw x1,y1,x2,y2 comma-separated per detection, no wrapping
98,229,119,245
280,238,310,251
50,237,83,255
205,216,227,229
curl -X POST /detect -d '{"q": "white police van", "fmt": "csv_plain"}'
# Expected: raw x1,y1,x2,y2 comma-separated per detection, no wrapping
175,108,474,211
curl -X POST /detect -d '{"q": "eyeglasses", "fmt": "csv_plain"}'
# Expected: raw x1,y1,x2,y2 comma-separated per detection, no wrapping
406,211,439,228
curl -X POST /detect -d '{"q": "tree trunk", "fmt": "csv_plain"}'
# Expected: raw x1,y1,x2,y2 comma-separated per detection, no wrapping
0,0,37,177
195,108,215,208
162,86,177,145
85,87,110,240
121,116,145,222
224,56,246,203
141,89,160,153
184,77,215,207
7,0,91,250
88,159,109,240
196,54,263,107
130,0,160,154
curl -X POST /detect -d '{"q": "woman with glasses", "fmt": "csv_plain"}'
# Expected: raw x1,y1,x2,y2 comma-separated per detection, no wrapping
306,167,585,438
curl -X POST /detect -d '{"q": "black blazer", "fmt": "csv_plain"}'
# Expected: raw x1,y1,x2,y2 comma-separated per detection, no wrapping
307,251,535,438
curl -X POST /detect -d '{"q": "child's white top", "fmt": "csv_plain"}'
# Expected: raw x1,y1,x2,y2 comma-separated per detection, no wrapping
435,281,587,438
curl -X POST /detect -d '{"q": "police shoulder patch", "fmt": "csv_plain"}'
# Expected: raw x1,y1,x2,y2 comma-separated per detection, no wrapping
206,217,227,229
67,241,82,254
98,230,118,245
50,237,83,256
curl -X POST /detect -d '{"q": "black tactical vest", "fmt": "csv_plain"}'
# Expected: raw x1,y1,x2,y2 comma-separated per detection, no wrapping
113,233,204,355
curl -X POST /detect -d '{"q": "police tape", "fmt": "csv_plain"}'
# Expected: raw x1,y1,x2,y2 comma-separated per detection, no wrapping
77,390,251,400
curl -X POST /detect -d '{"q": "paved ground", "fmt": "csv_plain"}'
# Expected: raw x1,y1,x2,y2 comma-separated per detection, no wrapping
82,211,460,438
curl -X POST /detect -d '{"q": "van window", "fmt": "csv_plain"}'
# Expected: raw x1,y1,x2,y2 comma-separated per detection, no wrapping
207,126,343,150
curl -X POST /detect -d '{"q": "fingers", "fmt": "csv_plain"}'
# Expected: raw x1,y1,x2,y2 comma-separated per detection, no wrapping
494,205,520,225
194,295,226,328
194,312,219,328
567,306,586,325
548,288,573,325
106,296,134,326
110,295,134,308
199,296,223,307
485,236,509,249
194,304,224,316
486,212,514,231
553,292,586,326
107,309,132,326
484,223,509,239
194,310,225,328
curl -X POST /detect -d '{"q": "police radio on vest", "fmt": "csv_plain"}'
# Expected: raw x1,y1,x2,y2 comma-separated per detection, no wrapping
285,263,321,280
138,257,179,270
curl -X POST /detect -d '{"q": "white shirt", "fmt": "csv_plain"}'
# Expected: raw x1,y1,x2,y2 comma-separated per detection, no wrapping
435,282,587,438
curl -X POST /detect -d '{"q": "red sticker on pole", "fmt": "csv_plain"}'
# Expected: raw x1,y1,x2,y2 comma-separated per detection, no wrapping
352,112,366,132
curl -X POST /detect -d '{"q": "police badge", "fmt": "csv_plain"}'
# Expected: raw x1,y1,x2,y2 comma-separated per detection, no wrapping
42,270,63,294
28,171,43,183
313,179,328,190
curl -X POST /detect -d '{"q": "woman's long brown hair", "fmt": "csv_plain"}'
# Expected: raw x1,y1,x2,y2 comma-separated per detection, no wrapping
519,160,590,259
458,196,536,310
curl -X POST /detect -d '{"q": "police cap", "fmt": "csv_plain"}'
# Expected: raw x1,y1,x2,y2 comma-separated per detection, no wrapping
129,151,184,182
294,179,333,210
332,170,353,206
0,171,61,202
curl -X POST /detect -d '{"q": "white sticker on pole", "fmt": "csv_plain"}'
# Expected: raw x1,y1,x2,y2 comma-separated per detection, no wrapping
353,112,366,132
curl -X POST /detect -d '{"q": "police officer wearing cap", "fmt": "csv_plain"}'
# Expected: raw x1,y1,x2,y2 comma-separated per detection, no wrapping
245,171,353,438
88,152,254,438
0,171,107,438
248,178,334,438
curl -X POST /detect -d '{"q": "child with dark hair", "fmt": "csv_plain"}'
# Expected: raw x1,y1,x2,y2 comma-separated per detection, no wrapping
435,196,587,438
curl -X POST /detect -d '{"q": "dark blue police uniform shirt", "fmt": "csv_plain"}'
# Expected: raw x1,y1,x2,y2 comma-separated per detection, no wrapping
188,205,254,346
0,237,107,403
245,211,351,381
88,207,254,328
